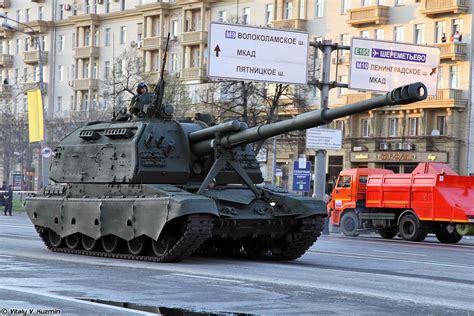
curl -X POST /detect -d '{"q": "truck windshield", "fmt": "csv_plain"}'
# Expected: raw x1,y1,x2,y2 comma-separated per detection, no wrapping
337,176,351,188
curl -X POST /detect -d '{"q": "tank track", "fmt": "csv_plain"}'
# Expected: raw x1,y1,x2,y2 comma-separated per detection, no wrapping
198,215,325,261
34,214,213,262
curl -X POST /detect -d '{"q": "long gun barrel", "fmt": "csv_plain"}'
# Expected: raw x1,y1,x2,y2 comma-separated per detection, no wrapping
191,82,427,156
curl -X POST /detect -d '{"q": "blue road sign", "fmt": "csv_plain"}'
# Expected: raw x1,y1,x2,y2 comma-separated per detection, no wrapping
292,161,311,192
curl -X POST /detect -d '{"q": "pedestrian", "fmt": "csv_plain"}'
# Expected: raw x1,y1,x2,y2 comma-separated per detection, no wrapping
453,31,462,42
0,181,5,209
4,185,13,216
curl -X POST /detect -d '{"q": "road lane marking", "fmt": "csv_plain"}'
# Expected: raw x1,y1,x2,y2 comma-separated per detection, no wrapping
172,273,244,284
373,250,427,257
0,285,154,315
310,250,473,269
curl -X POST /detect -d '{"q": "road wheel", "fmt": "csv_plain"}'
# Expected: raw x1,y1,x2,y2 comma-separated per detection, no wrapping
82,235,98,251
102,234,120,253
127,235,150,256
48,229,63,248
435,228,463,244
341,211,359,237
377,228,398,239
65,233,81,249
398,214,427,242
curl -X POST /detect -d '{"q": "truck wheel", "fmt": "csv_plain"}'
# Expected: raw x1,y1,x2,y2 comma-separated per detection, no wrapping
435,229,463,244
341,211,359,237
398,214,427,242
377,228,398,239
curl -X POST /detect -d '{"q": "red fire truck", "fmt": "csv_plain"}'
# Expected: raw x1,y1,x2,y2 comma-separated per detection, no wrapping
328,163,474,243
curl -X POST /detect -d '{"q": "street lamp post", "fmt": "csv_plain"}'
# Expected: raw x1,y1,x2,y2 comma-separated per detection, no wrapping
0,14,48,189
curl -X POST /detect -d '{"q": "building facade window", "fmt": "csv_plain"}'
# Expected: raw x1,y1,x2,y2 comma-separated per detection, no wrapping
452,19,463,35
218,11,227,23
449,65,458,88
85,30,91,46
361,119,370,137
58,35,64,51
265,4,273,25
340,34,349,46
299,0,306,19
414,24,425,44
315,0,324,18
375,29,384,40
104,61,110,78
106,0,111,13
395,0,405,5
39,6,44,20
242,7,251,25
94,30,99,46
437,116,446,135
360,30,369,38
15,39,20,54
120,26,127,44
57,96,62,114
92,63,97,79
389,118,398,137
408,117,418,136
170,53,178,72
25,9,30,23
435,21,446,43
341,0,350,14
58,65,64,82
284,0,293,19
105,28,111,46
394,26,404,42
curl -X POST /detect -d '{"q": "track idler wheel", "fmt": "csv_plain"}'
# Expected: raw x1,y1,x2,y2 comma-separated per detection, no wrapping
65,233,82,249
48,229,64,248
127,235,150,256
152,233,177,258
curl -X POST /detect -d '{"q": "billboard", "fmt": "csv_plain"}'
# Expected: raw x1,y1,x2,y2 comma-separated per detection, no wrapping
349,38,440,95
208,22,309,84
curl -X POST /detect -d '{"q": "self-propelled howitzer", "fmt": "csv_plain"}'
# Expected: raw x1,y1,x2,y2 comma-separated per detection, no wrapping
26,82,427,262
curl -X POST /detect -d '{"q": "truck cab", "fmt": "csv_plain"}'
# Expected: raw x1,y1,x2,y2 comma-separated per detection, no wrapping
328,168,393,230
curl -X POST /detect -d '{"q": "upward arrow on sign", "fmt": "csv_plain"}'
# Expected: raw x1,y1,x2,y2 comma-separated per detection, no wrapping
214,45,221,57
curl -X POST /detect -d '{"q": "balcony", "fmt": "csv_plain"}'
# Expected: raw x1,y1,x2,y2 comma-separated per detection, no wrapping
347,5,389,27
23,51,49,65
0,84,12,97
180,66,207,82
421,88,467,109
74,46,100,59
141,37,167,51
420,0,470,17
272,19,307,31
22,20,50,34
0,27,14,39
181,31,208,46
0,54,13,68
436,42,467,60
0,1,10,8
21,82,48,94
72,79,99,91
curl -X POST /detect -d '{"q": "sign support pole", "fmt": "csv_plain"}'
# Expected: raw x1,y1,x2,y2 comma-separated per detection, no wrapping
309,40,350,234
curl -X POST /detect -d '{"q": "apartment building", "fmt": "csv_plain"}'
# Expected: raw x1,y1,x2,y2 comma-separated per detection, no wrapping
0,0,472,188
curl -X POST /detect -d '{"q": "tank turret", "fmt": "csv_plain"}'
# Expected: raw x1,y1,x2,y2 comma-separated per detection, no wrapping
27,70,427,262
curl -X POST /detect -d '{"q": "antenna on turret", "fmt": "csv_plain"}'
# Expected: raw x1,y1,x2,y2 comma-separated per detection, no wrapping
153,33,171,118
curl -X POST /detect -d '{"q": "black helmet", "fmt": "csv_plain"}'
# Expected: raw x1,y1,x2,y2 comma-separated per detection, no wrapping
136,82,148,94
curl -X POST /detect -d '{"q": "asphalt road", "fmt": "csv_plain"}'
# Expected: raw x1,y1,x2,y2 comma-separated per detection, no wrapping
0,214,472,315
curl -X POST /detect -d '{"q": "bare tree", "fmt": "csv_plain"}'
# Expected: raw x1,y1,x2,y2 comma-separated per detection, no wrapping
202,80,310,154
